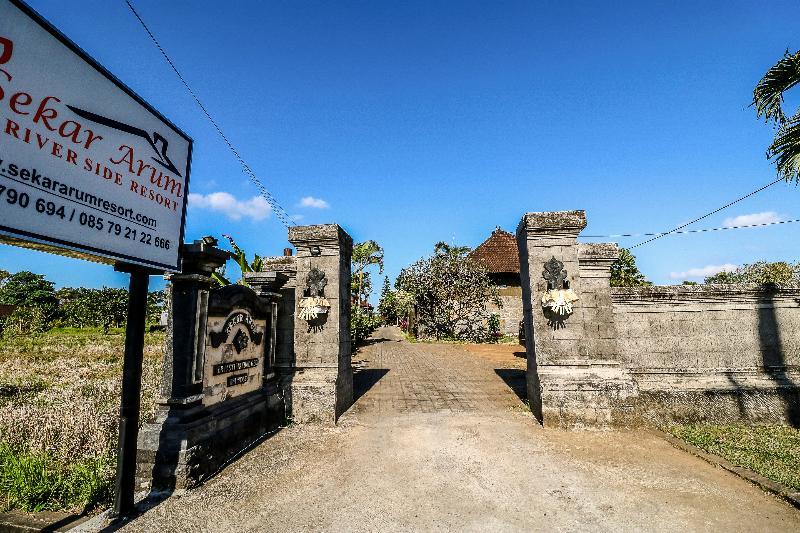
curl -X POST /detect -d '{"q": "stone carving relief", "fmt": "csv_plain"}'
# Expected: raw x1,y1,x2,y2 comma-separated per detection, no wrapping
541,257,579,327
299,268,331,321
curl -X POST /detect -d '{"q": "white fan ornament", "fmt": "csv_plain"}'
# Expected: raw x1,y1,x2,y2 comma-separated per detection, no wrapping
541,289,579,316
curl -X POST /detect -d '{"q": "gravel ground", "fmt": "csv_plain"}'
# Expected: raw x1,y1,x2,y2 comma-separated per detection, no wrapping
109,327,799,532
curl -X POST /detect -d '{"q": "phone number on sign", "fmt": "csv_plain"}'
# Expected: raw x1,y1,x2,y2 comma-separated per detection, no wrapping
0,184,171,250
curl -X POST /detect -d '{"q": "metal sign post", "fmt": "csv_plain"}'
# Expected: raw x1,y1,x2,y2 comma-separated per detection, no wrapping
111,264,157,518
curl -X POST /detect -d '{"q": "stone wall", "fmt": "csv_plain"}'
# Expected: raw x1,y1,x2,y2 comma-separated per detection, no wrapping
612,285,800,426
488,287,524,337
516,209,800,428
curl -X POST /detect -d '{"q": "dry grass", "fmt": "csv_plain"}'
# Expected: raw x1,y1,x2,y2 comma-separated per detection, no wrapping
0,328,164,511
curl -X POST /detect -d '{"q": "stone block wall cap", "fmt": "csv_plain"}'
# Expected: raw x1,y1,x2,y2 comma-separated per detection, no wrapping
288,224,353,247
179,241,231,274
578,242,620,260
244,271,289,291
262,256,297,270
182,241,232,260
518,210,587,232
611,283,800,300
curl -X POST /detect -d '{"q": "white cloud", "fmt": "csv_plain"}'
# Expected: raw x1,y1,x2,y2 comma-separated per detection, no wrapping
669,263,738,280
299,196,330,209
188,192,271,221
722,211,781,228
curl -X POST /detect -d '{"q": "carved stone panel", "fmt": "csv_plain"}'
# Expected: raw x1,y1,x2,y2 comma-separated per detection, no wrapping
202,285,270,406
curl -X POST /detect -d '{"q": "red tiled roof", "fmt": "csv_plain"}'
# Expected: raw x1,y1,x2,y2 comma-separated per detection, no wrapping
469,228,520,274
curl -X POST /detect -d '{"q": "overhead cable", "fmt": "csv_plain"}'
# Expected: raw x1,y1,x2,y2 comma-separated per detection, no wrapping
582,217,800,239
123,0,295,228
629,177,786,248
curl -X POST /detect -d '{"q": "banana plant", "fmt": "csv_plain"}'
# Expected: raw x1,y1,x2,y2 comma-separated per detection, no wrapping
212,234,265,286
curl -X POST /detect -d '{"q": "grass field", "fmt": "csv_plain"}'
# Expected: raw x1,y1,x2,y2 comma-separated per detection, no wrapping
668,424,800,491
0,328,164,512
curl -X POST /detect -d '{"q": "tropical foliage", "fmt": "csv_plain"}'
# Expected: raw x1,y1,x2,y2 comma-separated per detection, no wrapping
377,276,414,325
753,49,800,181
0,271,165,337
212,234,267,286
704,261,800,286
396,242,499,341
351,240,384,306
349,241,385,344
350,309,383,345
610,248,652,287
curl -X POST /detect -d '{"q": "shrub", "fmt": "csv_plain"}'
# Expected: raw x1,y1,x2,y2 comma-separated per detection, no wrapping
610,248,652,287
488,314,501,343
704,261,800,286
396,243,499,341
0,272,58,332
1,306,49,337
351,308,382,344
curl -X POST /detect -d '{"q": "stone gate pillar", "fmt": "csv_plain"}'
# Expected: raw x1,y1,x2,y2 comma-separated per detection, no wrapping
287,224,354,423
517,211,633,427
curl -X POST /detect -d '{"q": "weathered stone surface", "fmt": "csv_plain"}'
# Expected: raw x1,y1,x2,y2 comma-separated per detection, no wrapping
518,210,587,232
136,241,284,492
517,210,800,427
287,224,354,424
578,242,619,261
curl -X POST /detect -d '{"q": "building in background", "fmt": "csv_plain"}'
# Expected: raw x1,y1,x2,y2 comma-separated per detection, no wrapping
469,228,523,338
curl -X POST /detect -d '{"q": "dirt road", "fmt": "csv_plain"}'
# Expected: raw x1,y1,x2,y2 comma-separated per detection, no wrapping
118,327,799,532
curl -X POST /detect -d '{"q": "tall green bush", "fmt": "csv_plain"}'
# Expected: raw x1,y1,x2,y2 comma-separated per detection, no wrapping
396,243,499,341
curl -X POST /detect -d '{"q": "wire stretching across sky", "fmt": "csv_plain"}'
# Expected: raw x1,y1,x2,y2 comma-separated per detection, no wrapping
627,177,787,248
582,216,800,239
123,0,295,229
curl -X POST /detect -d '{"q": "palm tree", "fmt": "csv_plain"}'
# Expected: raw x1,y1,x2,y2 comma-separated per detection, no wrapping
433,241,471,258
753,49,800,181
352,240,384,307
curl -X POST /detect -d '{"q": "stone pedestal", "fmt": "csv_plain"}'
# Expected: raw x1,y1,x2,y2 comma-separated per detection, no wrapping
136,239,284,492
260,256,297,371
287,224,354,424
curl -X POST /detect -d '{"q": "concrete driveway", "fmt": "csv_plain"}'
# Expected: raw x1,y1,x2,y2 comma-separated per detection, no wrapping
119,327,799,532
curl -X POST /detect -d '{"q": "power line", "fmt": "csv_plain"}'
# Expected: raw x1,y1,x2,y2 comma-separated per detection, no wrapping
582,217,800,239
123,0,295,229
629,177,786,248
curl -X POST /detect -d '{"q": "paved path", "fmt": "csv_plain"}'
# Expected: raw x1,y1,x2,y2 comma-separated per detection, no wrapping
119,327,799,532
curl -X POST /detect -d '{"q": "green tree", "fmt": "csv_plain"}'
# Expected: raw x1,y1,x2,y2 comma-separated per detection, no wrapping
433,241,471,258
396,243,499,341
753,49,800,181
56,287,131,331
705,261,800,286
610,248,652,287
377,276,397,323
352,240,384,306
0,271,59,320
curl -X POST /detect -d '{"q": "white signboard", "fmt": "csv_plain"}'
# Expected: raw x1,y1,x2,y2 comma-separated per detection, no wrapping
0,0,191,271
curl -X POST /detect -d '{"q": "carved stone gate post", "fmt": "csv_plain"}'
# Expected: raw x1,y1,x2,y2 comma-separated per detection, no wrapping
287,224,354,423
517,211,633,427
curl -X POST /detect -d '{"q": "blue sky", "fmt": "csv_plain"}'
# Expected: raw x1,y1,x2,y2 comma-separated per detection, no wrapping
2,0,800,299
